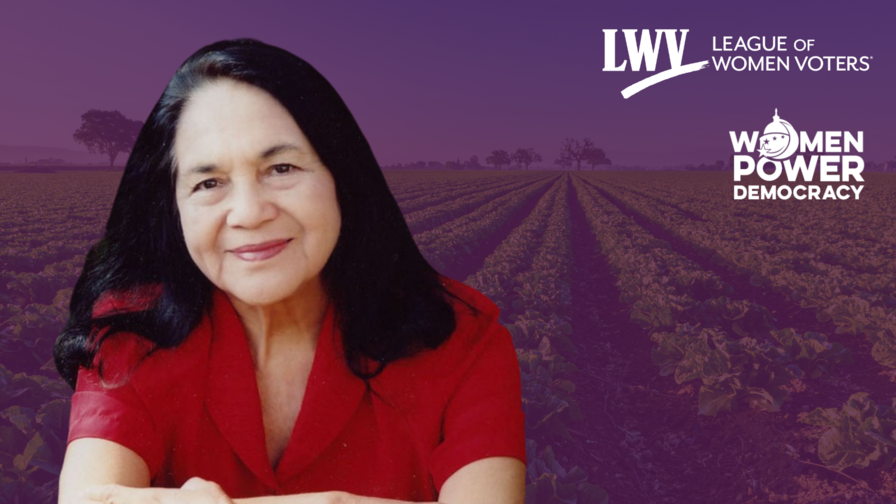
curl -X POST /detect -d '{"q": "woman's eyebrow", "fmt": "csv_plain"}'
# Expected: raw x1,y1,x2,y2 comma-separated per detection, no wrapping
259,143,302,159
182,143,303,176
184,164,218,176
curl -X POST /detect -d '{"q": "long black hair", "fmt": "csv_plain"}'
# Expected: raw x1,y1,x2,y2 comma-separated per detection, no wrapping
55,38,462,390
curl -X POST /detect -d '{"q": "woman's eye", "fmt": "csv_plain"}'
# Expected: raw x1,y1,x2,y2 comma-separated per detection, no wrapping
193,179,219,192
271,163,297,174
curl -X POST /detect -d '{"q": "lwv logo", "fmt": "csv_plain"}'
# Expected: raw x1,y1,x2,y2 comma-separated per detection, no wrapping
603,29,709,99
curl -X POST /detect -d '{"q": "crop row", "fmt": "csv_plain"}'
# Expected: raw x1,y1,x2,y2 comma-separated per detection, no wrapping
385,171,517,201
462,175,608,504
397,175,544,214
570,175,855,411
583,174,895,297
592,173,895,279
589,171,896,250
404,175,554,234
414,175,559,273
464,179,562,313
571,175,896,473
578,174,896,370
0,173,115,274
384,171,476,199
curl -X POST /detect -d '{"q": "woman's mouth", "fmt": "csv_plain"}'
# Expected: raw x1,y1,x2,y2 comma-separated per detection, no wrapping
229,239,291,261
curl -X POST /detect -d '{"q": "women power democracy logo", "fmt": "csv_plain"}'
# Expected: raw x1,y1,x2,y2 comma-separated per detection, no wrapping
758,109,798,160
730,109,865,201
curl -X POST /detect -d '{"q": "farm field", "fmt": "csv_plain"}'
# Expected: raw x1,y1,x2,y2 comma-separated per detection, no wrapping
1,169,895,503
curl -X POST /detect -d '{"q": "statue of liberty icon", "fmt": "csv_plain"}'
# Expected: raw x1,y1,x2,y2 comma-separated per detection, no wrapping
758,108,798,160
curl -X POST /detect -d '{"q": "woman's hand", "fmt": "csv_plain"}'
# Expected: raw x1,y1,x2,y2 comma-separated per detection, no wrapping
79,476,234,504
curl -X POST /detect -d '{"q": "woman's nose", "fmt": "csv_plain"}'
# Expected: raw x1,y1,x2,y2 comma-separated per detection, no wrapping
225,180,278,229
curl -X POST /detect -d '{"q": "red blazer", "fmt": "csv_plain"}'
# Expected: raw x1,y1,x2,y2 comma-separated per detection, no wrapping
67,277,527,501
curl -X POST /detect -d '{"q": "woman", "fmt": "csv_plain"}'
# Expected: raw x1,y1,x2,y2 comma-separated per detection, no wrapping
55,39,526,504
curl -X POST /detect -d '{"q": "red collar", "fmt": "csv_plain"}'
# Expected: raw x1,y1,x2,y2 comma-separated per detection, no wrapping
204,289,367,490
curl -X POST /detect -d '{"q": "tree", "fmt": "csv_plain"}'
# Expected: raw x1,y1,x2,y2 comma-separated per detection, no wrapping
510,148,543,170
466,155,483,170
583,147,611,170
486,150,511,170
445,160,463,170
559,138,597,170
72,109,143,167
554,157,572,170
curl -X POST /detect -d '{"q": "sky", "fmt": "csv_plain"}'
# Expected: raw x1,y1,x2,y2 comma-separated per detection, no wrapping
1,0,893,167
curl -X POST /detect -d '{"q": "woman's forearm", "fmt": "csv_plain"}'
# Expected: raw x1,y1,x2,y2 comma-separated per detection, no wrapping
339,492,442,504
233,491,442,504
232,491,336,504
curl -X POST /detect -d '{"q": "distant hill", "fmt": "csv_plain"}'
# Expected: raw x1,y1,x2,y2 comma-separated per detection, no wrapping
0,144,120,166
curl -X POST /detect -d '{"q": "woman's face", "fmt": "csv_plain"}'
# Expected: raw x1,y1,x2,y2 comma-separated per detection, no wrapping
173,79,341,307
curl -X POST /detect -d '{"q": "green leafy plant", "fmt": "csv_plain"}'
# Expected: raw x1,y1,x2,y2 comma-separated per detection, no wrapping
507,311,575,355
0,364,71,490
801,392,896,472
768,328,853,379
525,442,608,504
651,325,802,416
520,354,582,442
